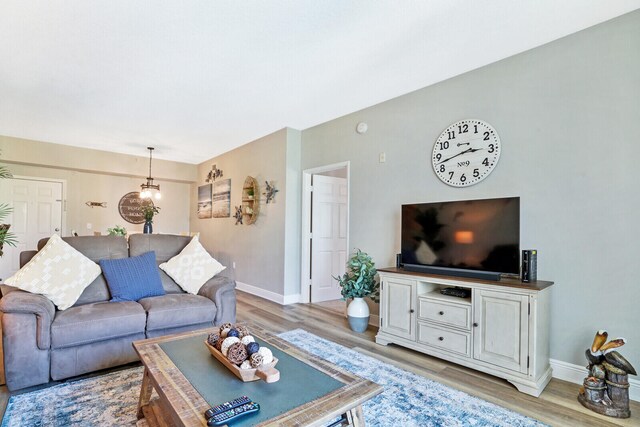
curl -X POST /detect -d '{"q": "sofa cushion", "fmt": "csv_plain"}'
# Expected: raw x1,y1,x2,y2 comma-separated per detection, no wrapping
139,294,216,331
37,235,129,306
5,234,101,310
159,235,226,294
99,251,165,302
51,301,146,349
128,234,191,294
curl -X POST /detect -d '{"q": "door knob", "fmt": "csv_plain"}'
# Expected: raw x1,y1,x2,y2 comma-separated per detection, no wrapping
439,311,444,315
409,309,415,313
473,322,479,327
55,228,60,232
438,337,444,341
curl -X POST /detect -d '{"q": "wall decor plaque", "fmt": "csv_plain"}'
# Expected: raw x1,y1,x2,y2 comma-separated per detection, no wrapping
118,192,155,224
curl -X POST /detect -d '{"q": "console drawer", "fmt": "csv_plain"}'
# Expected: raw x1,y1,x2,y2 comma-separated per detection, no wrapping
418,298,471,330
417,322,471,357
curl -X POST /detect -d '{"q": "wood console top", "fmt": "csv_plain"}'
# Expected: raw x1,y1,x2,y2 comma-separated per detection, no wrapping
377,267,554,291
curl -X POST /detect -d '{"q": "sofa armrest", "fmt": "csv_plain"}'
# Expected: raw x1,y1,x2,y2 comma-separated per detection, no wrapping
0,290,55,349
198,276,236,325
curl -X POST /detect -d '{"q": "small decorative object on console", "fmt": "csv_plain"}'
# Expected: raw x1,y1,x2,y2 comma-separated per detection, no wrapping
578,330,636,418
204,324,280,383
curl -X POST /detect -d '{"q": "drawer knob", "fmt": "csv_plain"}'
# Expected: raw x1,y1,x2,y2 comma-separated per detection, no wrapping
473,322,479,327
438,311,444,315
438,336,444,341
409,309,415,313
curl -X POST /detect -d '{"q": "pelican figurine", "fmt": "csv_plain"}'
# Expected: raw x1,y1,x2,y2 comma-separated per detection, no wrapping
600,337,626,353
585,330,608,365
604,350,637,376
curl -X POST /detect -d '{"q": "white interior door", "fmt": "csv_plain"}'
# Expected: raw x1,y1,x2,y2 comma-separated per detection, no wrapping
310,175,347,302
0,178,63,279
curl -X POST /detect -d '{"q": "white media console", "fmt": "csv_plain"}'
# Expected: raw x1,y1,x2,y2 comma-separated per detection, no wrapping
375,267,554,397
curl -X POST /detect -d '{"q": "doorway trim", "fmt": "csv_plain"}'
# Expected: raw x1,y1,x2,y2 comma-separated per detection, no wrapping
300,161,350,304
10,175,68,237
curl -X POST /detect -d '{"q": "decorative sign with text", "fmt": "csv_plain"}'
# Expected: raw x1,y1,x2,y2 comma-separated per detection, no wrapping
118,192,155,224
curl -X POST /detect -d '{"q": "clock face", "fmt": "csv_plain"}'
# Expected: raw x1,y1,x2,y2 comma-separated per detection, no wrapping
432,119,500,187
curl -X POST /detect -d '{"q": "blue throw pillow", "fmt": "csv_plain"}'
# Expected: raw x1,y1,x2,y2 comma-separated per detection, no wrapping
99,251,165,302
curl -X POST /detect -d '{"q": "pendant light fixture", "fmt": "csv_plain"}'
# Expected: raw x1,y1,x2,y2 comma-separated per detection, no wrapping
140,147,161,199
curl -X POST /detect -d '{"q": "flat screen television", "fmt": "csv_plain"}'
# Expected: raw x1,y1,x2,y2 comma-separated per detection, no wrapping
401,197,519,280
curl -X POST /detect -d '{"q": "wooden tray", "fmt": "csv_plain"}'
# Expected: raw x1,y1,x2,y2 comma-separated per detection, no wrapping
204,341,280,383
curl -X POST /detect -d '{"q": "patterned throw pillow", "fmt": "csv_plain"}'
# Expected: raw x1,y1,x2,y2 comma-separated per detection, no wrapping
159,235,225,294
5,234,101,310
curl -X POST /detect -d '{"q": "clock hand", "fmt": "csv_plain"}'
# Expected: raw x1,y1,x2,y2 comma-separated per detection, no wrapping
437,147,482,164
457,142,470,147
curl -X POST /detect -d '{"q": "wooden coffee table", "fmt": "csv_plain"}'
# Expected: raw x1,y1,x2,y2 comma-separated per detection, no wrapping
133,324,382,426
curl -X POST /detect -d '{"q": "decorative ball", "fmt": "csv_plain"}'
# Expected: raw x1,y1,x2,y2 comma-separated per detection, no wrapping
250,353,264,368
240,360,252,370
220,328,231,338
257,347,273,364
246,342,260,356
227,342,248,365
227,328,240,338
207,333,220,347
220,322,233,330
241,336,255,346
221,337,240,356
215,338,224,351
236,325,250,338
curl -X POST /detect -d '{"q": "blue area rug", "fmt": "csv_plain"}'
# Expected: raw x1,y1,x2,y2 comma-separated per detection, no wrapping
279,329,547,427
1,329,547,426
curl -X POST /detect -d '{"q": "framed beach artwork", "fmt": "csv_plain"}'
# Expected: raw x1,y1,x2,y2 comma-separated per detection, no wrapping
212,179,231,218
197,184,212,219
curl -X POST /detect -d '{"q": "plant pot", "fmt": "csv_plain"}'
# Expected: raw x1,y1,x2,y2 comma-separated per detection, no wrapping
143,221,153,234
347,297,369,333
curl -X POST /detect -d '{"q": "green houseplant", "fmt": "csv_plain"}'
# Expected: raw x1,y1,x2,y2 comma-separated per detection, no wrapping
141,205,160,234
334,249,379,332
107,225,127,237
0,159,17,258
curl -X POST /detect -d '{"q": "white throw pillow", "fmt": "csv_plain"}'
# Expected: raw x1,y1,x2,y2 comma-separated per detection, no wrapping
159,235,226,294
5,234,101,310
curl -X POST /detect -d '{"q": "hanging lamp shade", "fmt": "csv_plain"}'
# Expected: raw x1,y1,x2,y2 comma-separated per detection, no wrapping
140,147,161,199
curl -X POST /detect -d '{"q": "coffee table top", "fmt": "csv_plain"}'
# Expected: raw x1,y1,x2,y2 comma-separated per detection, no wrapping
133,324,382,427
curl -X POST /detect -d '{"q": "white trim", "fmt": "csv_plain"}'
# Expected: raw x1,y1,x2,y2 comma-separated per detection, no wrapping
300,161,351,304
550,358,640,402
235,281,300,306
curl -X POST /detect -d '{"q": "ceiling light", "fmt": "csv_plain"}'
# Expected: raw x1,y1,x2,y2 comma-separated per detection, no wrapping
140,147,161,200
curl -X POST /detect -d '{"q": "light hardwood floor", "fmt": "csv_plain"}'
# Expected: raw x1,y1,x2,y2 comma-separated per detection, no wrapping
0,290,637,426
235,291,640,427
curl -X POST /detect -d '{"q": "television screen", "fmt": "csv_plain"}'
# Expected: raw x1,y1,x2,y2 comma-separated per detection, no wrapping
401,197,520,275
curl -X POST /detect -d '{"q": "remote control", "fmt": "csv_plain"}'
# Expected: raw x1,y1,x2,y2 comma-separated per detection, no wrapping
204,396,251,419
207,402,260,426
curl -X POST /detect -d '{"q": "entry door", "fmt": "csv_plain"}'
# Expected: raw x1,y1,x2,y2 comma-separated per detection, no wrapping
0,178,63,279
310,175,347,302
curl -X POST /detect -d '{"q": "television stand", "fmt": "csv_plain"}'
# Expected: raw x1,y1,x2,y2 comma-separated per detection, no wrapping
375,267,554,397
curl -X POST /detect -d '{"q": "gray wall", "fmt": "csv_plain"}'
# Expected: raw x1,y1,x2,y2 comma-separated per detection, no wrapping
301,11,640,367
191,128,301,297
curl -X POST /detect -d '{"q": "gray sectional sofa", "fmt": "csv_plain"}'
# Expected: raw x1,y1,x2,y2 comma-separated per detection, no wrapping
0,234,236,391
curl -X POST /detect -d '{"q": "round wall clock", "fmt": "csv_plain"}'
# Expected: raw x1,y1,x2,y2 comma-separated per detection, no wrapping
432,119,501,187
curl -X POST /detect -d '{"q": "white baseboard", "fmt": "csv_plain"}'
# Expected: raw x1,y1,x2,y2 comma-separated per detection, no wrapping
550,358,639,402
235,281,300,305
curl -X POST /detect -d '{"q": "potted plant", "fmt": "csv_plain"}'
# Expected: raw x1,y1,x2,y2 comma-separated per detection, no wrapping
334,249,380,332
0,158,17,259
246,187,254,200
141,205,160,234
107,225,127,237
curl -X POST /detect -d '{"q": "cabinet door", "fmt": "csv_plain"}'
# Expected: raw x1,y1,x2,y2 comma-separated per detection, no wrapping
473,289,529,374
380,277,415,341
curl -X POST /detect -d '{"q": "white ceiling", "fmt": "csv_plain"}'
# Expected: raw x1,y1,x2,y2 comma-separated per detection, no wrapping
1,1,639,164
